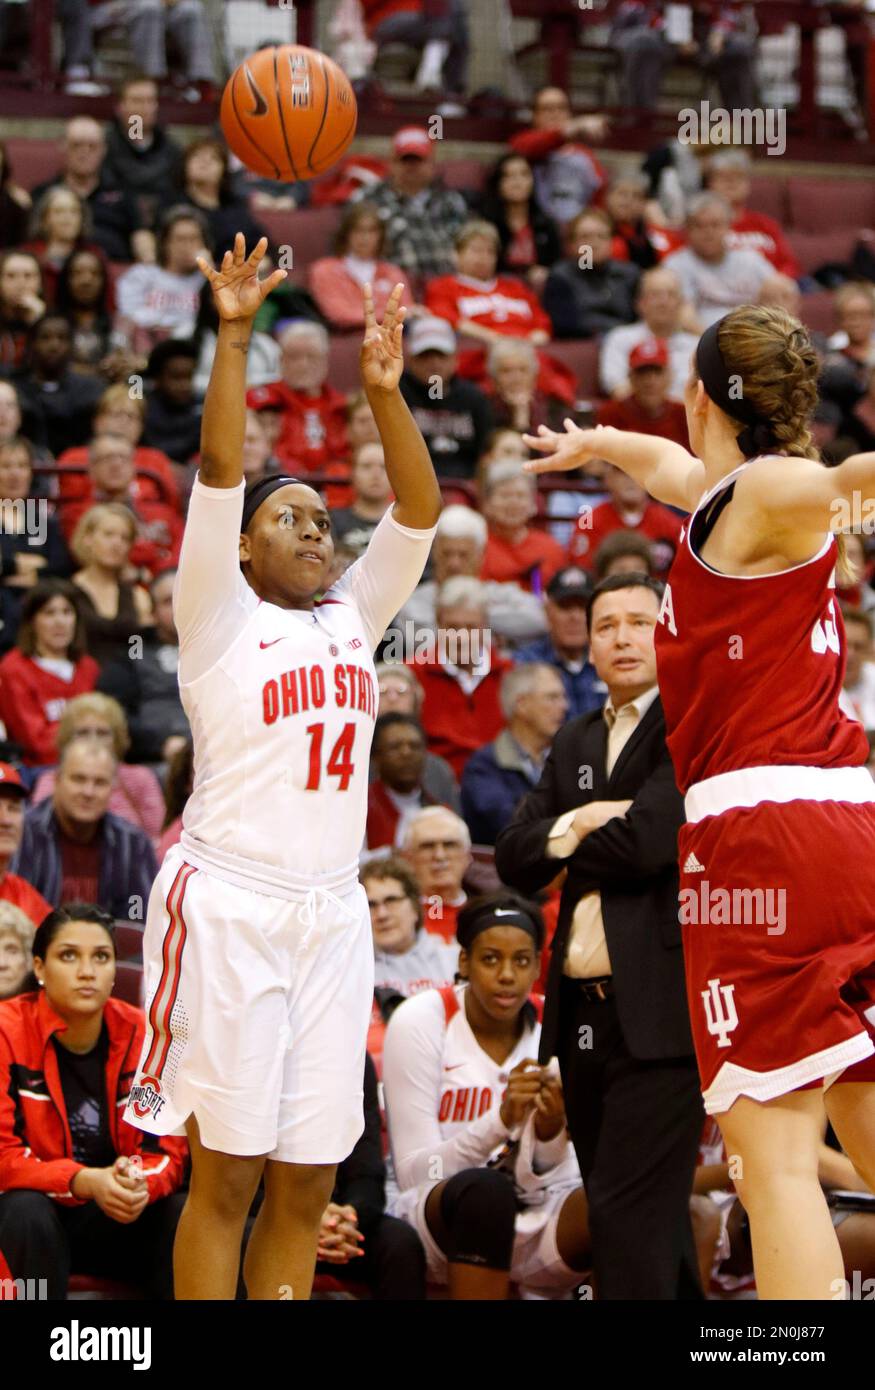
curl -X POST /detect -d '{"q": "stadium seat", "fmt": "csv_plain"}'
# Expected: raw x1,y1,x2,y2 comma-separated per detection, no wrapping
440,159,488,195
543,339,602,401
786,178,875,235
786,229,859,277
114,922,145,961
4,137,60,193
256,206,341,284
746,175,788,224
112,962,144,1007
797,289,837,336
329,332,367,394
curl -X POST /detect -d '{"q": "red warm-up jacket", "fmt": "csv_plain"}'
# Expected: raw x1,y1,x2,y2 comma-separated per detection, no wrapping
245,380,349,474
0,648,99,766
414,655,511,779
0,990,187,1206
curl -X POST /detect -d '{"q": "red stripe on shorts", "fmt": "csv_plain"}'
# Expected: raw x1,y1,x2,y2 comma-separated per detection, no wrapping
142,863,195,1079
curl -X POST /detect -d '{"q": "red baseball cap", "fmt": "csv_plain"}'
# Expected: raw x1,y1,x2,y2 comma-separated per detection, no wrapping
629,338,669,371
393,126,432,159
0,763,26,797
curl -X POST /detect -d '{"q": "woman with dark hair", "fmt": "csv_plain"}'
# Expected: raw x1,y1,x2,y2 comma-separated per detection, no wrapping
0,578,98,766
525,303,875,1299
474,153,562,292
0,903,187,1299
0,250,45,370
55,247,115,376
115,206,212,355
178,137,266,260
0,140,32,250
383,891,590,1298
23,186,101,309
309,202,413,330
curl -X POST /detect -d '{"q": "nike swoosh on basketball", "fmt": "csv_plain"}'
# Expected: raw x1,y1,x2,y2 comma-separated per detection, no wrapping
244,64,269,116
259,638,287,649
444,1064,464,1072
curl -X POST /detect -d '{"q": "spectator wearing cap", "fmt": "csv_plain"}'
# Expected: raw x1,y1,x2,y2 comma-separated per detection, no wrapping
309,202,414,332
480,461,565,596
367,713,451,853
461,663,568,846
246,321,349,479
361,0,469,109
364,855,458,997
544,209,640,341
140,339,202,468
389,504,547,653
513,567,607,720
12,740,157,916
705,151,800,280
600,267,697,403
662,194,772,330
509,86,607,228
114,206,210,356
0,763,52,929
495,574,703,1300
352,128,468,282
398,317,493,479
596,339,690,449
99,76,184,231
566,460,681,579
402,806,472,943
593,530,655,582
424,222,552,349
413,577,511,780
58,434,182,580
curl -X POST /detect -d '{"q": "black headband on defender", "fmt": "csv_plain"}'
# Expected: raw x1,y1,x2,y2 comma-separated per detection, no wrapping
456,903,544,952
241,474,301,532
695,317,775,460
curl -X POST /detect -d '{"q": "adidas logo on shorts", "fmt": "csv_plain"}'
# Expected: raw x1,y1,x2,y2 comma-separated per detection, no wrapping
683,852,705,873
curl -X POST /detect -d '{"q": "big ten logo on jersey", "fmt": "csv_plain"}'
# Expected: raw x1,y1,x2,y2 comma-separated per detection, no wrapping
657,582,677,636
438,1085,493,1124
810,598,840,656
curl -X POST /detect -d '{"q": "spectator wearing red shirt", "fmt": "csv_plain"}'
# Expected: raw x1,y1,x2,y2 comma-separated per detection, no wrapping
605,173,686,269
509,86,608,227
59,435,183,581
480,460,565,594
246,321,349,477
567,456,681,578
705,151,801,280
309,201,413,331
0,763,52,930
0,580,98,767
413,576,511,779
366,713,446,852
56,383,180,514
402,805,472,944
596,338,690,450
425,221,552,348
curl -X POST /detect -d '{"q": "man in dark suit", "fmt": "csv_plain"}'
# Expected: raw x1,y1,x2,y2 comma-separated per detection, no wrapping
495,573,703,1300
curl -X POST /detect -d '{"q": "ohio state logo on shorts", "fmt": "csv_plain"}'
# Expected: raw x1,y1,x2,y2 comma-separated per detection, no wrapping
130,1074,166,1119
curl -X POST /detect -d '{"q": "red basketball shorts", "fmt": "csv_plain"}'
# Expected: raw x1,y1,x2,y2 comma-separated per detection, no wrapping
678,766,875,1114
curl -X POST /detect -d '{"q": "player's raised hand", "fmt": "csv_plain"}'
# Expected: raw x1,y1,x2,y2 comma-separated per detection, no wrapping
360,282,407,392
197,233,286,323
522,420,613,475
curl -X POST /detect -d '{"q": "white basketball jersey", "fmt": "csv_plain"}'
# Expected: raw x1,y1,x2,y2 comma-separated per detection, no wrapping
173,478,435,890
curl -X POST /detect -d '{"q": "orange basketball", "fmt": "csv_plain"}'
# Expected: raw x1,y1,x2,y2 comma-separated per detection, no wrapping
219,45,357,182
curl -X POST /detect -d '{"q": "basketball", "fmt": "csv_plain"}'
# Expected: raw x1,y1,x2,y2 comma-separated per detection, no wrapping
219,44,358,183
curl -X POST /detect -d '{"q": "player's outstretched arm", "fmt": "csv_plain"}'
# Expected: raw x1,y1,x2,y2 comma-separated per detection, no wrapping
196,234,286,490
360,283,442,531
523,421,704,514
740,449,875,536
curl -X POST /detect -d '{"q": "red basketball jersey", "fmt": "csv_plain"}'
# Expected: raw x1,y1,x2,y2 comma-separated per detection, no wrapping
654,463,869,794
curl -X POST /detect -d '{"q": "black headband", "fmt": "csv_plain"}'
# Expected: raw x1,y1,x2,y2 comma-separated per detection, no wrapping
241,474,301,532
695,318,775,460
457,904,543,952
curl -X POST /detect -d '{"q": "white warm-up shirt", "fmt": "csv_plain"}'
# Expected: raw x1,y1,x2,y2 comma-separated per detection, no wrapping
382,984,580,1203
174,477,436,891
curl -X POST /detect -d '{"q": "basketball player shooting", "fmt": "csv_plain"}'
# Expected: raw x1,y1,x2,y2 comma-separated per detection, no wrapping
124,234,441,1300
524,304,875,1300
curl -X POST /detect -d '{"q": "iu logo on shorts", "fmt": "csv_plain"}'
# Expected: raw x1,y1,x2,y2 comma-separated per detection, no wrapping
702,978,738,1048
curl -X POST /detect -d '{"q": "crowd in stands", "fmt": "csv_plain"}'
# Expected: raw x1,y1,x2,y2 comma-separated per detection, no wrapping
1,11,875,1296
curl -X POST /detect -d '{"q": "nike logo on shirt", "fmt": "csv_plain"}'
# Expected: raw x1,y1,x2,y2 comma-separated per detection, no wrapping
259,638,286,649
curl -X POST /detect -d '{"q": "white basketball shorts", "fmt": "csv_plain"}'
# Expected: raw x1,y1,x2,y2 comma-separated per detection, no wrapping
123,844,375,1163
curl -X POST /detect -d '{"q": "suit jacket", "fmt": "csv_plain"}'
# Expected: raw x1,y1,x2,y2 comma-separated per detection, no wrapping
494,696,693,1062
